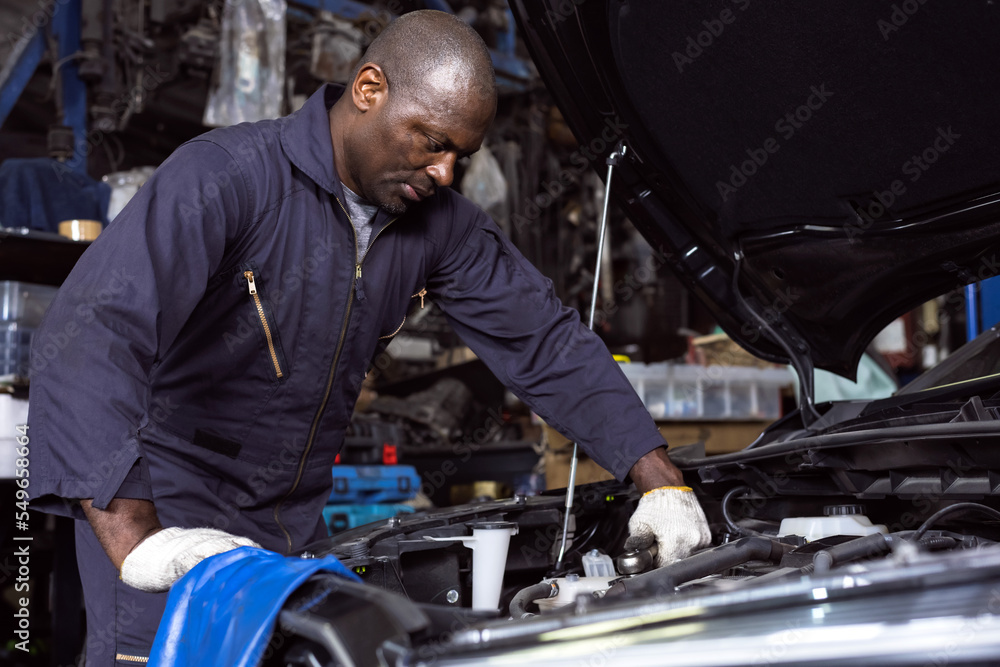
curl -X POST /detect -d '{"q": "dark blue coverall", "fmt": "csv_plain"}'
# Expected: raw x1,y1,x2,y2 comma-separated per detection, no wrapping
27,84,667,664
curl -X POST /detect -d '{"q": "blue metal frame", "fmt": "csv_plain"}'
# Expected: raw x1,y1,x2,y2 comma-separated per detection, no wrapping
497,7,517,55
0,25,48,128
54,0,88,174
966,283,979,343
973,275,1000,339
289,0,382,21
0,0,88,174
422,0,454,12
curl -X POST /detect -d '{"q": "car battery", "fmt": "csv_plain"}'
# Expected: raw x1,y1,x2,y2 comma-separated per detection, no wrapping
322,503,416,535
328,465,421,504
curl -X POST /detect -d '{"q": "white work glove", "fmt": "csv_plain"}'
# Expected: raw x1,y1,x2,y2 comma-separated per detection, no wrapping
120,526,260,592
627,486,711,568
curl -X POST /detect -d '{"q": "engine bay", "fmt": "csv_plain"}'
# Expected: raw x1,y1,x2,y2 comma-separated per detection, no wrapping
313,479,1000,606
266,455,1000,666
265,375,1000,666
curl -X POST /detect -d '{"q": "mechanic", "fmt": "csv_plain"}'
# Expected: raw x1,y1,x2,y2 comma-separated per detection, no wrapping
27,10,709,664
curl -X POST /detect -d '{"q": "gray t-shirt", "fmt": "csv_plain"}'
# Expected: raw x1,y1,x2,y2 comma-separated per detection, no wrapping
342,186,380,261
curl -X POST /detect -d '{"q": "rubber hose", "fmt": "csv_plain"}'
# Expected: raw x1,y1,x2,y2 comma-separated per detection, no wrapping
509,581,556,619
913,502,1000,541
721,486,750,535
606,536,793,598
812,533,891,573
917,536,958,551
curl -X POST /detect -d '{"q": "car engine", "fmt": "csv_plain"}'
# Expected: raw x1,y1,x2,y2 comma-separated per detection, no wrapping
261,445,1000,667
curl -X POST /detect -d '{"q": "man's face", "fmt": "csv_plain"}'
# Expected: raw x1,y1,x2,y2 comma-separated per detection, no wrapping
345,85,495,215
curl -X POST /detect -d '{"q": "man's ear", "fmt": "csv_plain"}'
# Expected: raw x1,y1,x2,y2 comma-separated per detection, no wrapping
351,63,387,113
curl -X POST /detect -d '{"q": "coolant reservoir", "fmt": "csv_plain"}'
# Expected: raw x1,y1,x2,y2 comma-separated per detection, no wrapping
777,504,887,542
535,575,618,611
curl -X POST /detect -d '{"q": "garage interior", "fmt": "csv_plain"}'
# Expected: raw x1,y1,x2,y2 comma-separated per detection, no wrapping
3,1,1000,665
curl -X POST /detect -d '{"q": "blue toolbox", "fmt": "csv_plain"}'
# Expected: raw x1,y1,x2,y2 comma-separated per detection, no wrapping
328,465,421,504
322,503,416,534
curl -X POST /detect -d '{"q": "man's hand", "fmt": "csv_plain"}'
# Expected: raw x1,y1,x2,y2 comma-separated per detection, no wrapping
626,448,711,567
81,498,259,592
120,527,260,592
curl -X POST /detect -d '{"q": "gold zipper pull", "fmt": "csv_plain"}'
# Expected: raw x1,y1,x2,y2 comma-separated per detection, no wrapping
356,264,362,279
244,270,257,295
415,287,427,308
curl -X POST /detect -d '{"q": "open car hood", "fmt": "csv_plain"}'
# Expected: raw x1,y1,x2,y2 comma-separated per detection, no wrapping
509,1,1000,379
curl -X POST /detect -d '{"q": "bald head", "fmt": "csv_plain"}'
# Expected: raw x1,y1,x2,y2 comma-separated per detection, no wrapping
330,11,497,214
354,10,496,109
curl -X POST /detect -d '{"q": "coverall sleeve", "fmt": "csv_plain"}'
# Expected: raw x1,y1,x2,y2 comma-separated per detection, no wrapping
27,140,250,518
427,212,666,481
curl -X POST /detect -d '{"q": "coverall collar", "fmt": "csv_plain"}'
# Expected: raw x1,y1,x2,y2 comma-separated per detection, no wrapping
280,83,348,200
280,83,396,230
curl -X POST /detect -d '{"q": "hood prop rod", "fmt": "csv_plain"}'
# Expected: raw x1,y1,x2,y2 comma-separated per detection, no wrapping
554,142,626,573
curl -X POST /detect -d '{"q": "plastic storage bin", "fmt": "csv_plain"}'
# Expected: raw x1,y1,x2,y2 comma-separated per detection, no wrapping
322,503,415,534
0,326,34,378
329,465,421,504
0,394,29,478
618,362,793,420
0,281,59,377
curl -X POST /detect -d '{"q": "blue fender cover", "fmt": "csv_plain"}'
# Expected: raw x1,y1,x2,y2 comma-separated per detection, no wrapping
148,547,361,666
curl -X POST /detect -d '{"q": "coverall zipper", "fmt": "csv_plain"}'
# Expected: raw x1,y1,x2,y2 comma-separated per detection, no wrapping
115,655,148,663
379,288,428,340
272,197,398,550
244,270,284,379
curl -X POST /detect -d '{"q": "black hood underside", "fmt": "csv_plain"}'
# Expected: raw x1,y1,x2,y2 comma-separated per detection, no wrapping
511,1,1000,378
